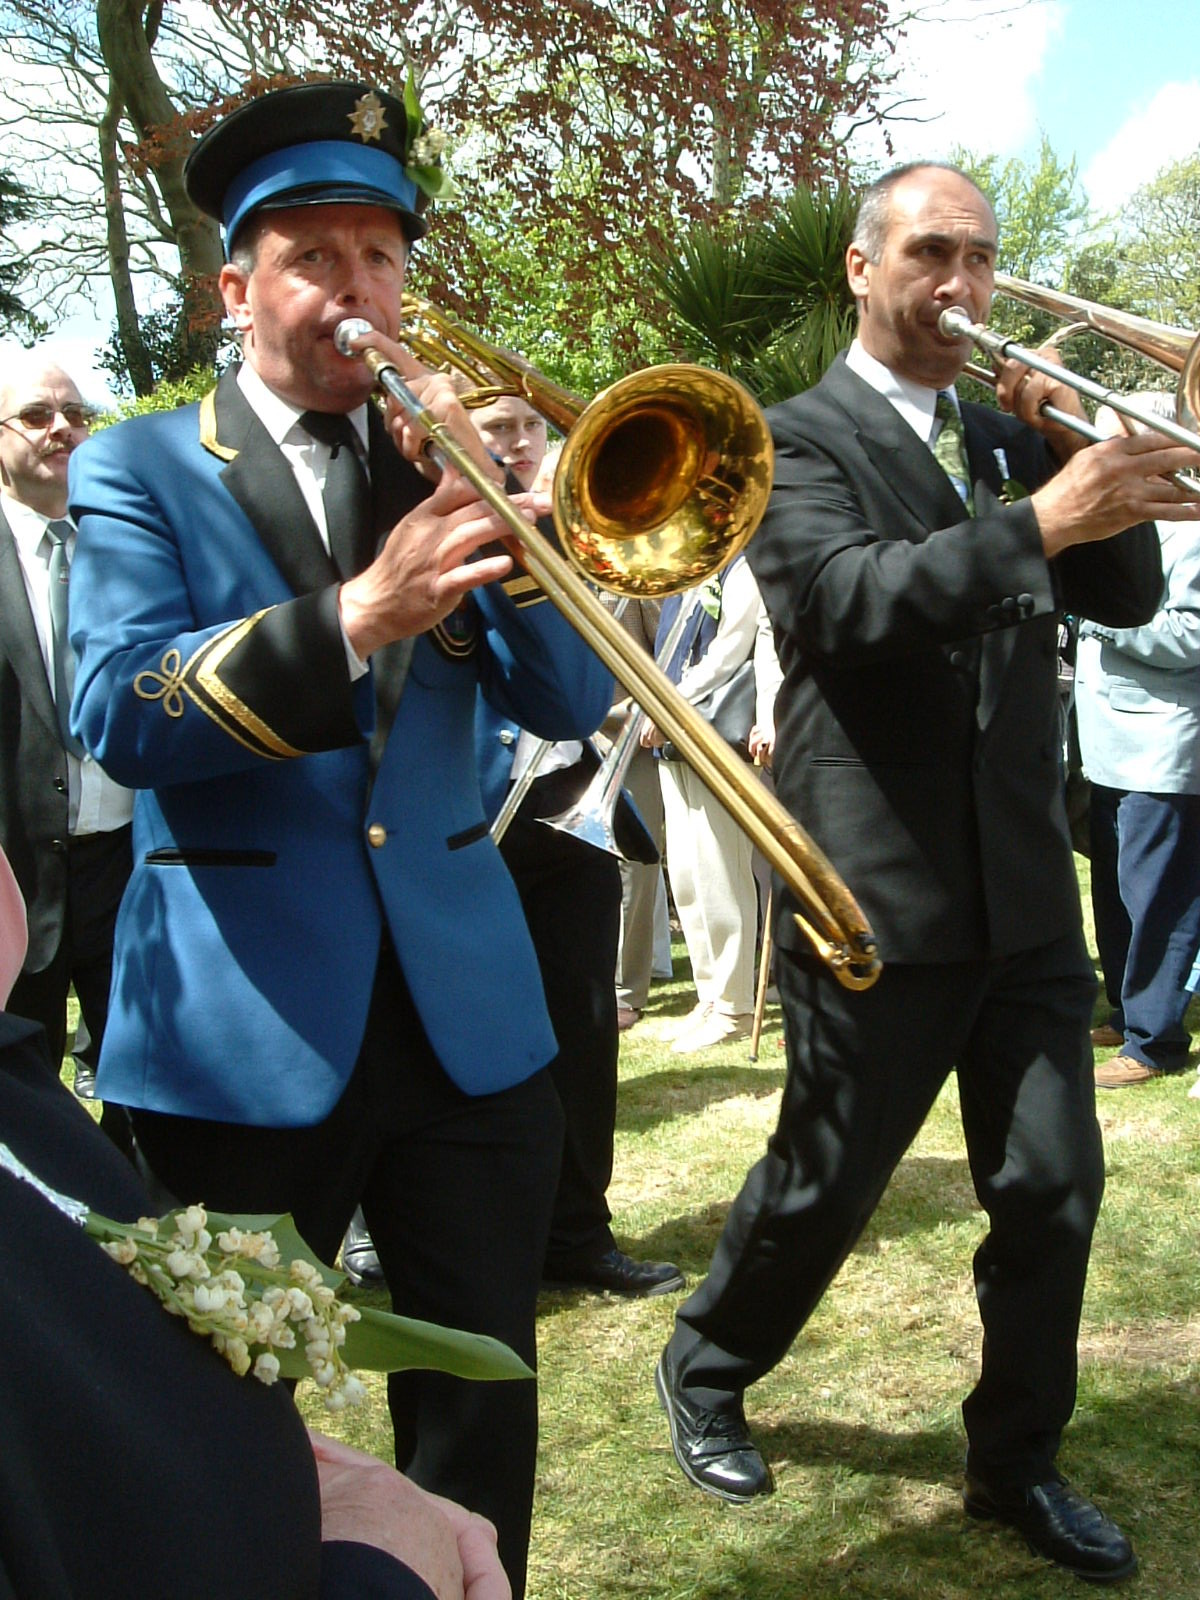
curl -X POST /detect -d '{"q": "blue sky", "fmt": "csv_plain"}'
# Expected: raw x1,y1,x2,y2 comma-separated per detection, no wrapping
855,0,1200,214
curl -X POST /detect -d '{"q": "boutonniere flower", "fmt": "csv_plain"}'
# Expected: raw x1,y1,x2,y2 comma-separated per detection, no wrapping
993,447,1028,504
1,1143,529,1408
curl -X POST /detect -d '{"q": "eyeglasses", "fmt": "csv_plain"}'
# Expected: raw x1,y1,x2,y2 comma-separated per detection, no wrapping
0,402,95,431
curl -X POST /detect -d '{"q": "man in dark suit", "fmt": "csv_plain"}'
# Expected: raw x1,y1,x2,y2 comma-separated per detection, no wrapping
66,82,611,1599
0,352,132,1130
655,162,1200,1583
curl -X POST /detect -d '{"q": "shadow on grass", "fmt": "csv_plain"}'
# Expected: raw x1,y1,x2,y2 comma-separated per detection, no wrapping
624,1151,980,1280
616,1061,786,1132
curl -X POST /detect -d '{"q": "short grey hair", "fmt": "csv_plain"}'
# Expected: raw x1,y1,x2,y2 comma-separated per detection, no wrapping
853,161,992,264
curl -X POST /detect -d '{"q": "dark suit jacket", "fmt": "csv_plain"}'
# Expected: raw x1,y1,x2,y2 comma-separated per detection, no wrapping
746,355,1162,965
0,503,71,973
0,1011,434,1599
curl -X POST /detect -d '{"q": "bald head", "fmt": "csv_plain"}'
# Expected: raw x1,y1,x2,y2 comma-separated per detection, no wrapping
0,350,90,519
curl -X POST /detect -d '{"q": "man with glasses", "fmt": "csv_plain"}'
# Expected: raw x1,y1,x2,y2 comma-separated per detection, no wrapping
0,352,133,1137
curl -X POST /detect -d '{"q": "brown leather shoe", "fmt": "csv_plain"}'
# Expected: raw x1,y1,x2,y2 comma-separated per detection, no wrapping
616,1005,641,1031
1095,1054,1162,1089
1090,1023,1124,1049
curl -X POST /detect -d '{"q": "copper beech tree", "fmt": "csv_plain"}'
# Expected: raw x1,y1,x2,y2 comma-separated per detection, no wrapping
0,0,899,390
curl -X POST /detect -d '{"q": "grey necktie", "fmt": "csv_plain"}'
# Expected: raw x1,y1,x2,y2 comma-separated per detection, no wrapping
42,520,85,757
932,391,973,514
299,411,373,579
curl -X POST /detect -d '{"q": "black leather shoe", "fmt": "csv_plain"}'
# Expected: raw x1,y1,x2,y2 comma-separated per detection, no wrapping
340,1209,385,1287
964,1474,1137,1583
544,1248,685,1297
72,1065,97,1101
655,1345,774,1503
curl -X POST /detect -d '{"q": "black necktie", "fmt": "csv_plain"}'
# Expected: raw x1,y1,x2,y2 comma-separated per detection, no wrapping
300,411,373,579
42,520,85,757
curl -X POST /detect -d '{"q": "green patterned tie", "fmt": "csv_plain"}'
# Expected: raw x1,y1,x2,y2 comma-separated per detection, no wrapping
932,390,973,514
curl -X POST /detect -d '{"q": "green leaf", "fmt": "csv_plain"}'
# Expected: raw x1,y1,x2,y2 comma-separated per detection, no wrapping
344,1306,534,1381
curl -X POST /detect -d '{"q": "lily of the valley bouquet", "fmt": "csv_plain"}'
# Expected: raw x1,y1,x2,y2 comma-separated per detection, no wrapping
1,1141,529,1408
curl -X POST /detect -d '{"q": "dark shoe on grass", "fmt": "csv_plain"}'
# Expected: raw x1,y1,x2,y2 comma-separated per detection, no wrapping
964,1474,1136,1583
655,1344,773,1503
544,1248,684,1297
341,1208,385,1287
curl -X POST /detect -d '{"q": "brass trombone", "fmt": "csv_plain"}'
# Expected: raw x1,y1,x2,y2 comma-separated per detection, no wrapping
944,273,1200,465
333,308,882,990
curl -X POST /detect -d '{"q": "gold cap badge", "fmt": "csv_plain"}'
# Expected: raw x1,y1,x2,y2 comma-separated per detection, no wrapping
348,90,387,144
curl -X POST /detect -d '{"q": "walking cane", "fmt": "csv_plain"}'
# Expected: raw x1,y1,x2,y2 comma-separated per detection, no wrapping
749,884,774,1062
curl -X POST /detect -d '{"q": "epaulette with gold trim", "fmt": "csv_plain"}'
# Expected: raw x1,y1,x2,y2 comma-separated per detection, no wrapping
199,388,238,462
133,611,306,760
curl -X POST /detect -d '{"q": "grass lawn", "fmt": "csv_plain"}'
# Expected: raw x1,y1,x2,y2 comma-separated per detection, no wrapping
72,855,1200,1597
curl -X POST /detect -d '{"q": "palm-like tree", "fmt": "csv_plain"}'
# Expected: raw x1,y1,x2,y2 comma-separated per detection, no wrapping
650,186,858,405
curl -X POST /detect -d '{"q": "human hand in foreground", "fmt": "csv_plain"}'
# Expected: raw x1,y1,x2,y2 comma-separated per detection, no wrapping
338,469,551,656
310,1429,511,1600
337,325,504,488
993,344,1091,460
1029,429,1200,557
748,724,774,768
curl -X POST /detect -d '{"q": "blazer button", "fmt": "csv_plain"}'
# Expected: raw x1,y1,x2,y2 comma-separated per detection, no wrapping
53,776,67,793
1017,592,1034,613
498,729,515,745
367,823,387,848
949,650,966,669
51,837,67,853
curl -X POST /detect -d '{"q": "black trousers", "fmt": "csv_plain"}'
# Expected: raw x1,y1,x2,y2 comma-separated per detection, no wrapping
8,824,132,1151
130,937,563,1600
670,931,1104,1488
500,766,623,1267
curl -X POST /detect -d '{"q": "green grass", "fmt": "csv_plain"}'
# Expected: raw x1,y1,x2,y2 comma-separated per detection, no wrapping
68,858,1200,1596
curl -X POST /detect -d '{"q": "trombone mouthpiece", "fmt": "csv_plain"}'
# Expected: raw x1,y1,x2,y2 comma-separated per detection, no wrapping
939,306,973,339
334,317,374,357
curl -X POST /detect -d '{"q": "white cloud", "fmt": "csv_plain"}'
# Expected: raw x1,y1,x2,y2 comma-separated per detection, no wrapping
1081,80,1200,215
849,0,1067,170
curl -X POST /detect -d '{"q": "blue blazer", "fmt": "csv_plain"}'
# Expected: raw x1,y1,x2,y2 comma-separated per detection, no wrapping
67,368,611,1125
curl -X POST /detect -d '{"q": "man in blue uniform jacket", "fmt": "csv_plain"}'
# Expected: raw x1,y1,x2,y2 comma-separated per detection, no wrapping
66,80,610,1600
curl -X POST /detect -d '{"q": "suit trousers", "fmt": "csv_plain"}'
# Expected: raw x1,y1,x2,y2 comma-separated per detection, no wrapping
659,758,756,1015
615,745,665,1012
129,934,563,1600
1088,784,1200,1072
7,825,131,1070
500,767,623,1267
7,824,132,1152
669,931,1103,1487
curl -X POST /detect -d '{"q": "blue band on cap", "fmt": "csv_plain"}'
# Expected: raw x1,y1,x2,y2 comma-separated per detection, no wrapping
223,140,419,247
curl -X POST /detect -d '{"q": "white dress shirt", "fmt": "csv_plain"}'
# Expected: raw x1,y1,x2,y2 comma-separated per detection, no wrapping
3,492,133,835
845,338,950,444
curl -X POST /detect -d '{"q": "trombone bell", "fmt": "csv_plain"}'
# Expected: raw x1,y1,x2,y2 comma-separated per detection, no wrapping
556,365,775,598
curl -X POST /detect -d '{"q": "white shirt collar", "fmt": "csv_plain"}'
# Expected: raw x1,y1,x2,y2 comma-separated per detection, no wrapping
845,339,950,443
1,491,71,561
236,361,369,453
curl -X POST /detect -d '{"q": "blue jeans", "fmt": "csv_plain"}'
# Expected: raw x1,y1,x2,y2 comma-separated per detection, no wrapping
1089,785,1200,1072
